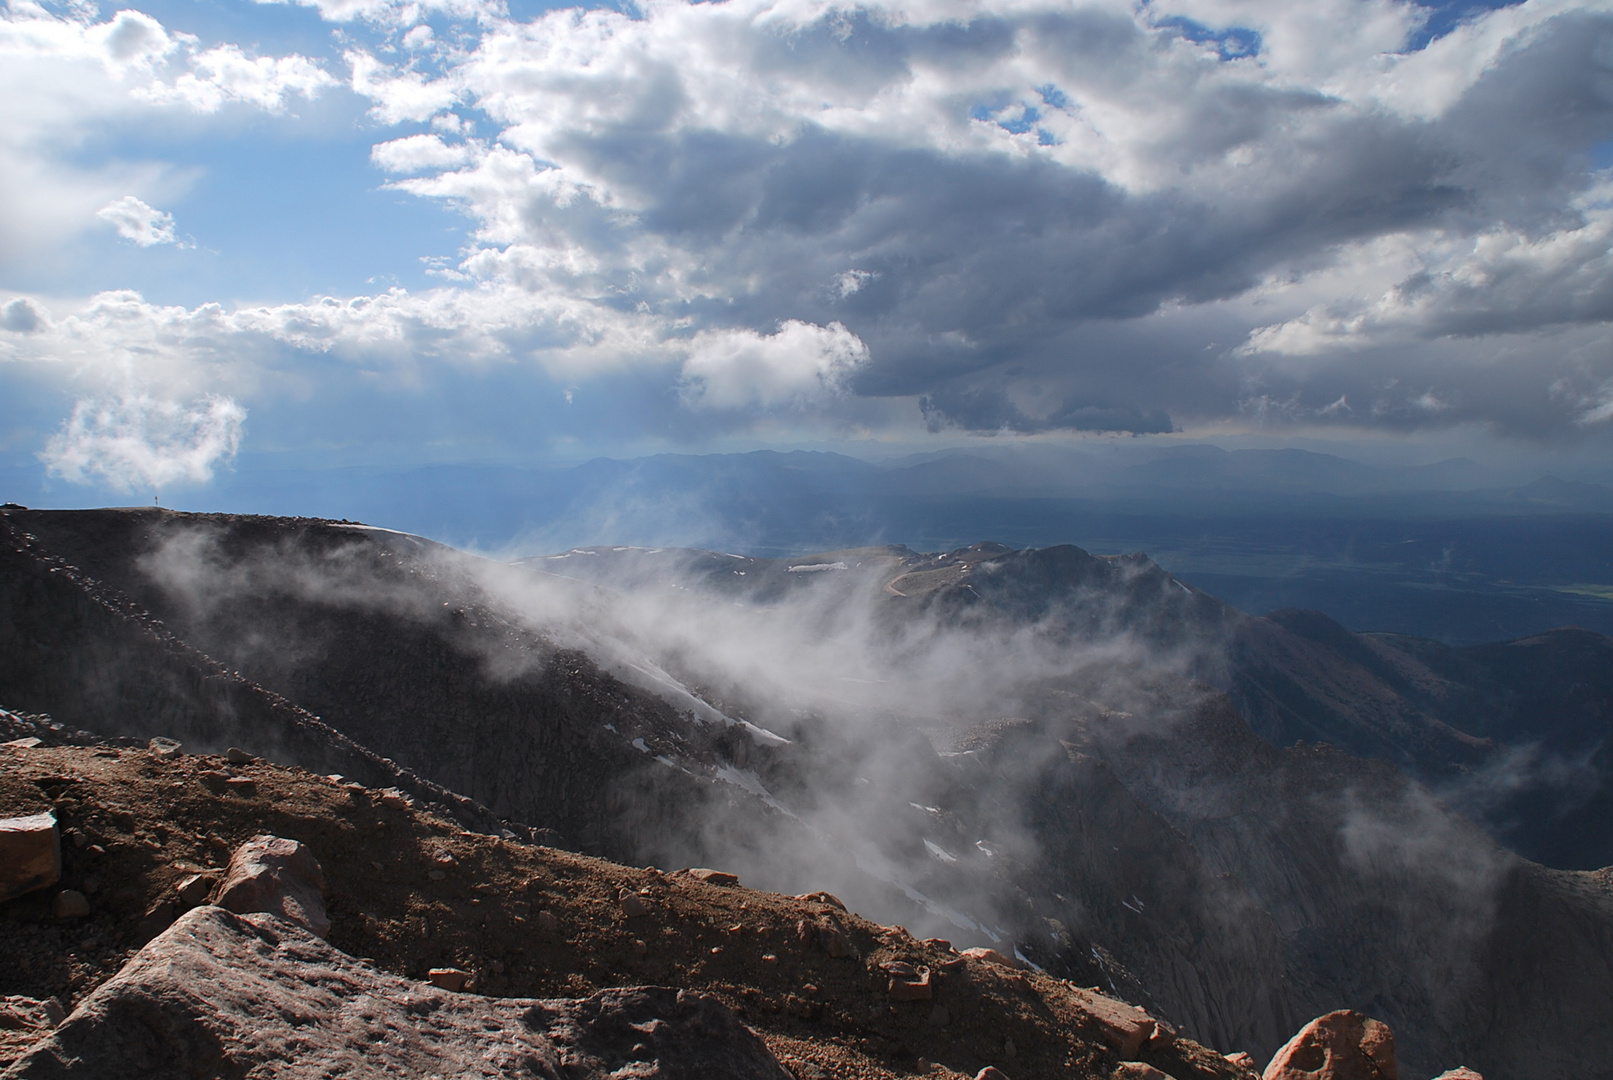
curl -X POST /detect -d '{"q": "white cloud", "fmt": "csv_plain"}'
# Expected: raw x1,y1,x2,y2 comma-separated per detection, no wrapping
10,0,1613,446
371,133,474,174
0,4,333,267
681,321,868,410
2,297,47,333
91,9,178,70
348,50,457,124
1240,200,1613,356
320,0,1596,437
1577,383,1613,424
257,0,498,28
0,285,669,397
140,44,335,113
96,195,177,246
836,270,876,298
0,4,332,104
41,393,246,492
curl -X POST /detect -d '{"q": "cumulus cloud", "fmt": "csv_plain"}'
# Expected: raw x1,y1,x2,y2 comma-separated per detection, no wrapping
91,8,178,70
2,297,46,333
140,44,335,112
96,195,177,246
327,0,1613,436
41,393,246,492
0,4,333,107
0,285,668,394
680,320,869,410
348,50,458,124
1241,204,1613,354
1578,386,1613,425
371,133,475,174
10,0,1613,447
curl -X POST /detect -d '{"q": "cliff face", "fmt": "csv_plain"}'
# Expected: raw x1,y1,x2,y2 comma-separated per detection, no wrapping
4,508,1612,1078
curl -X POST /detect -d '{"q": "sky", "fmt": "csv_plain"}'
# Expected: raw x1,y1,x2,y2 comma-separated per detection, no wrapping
3,0,1613,501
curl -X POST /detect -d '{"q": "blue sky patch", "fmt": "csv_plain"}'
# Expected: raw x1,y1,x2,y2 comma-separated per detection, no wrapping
1035,84,1070,111
1404,1,1524,51
1154,16,1262,60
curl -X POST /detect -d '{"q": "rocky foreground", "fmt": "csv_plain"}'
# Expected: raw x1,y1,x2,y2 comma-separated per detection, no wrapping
1,739,1484,1080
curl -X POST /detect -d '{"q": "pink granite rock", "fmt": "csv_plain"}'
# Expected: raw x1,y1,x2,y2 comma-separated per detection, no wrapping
214,836,331,938
1068,986,1158,1057
1,906,792,1080
1264,1010,1397,1080
0,813,59,904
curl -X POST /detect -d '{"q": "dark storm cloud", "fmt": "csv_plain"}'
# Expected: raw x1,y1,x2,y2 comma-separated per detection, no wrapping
376,0,1610,436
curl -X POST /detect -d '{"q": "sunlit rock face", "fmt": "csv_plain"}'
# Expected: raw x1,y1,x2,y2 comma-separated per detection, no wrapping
2,906,792,1080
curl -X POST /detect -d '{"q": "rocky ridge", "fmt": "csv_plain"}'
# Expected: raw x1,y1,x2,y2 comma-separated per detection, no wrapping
0,740,1249,1080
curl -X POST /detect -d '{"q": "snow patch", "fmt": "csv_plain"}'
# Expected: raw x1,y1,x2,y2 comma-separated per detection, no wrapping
1014,947,1044,973
331,523,421,538
714,765,798,817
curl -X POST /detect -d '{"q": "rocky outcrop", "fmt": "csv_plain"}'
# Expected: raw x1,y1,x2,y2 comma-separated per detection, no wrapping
214,835,331,938
0,744,1257,1080
1262,1010,1396,1080
1259,1013,1491,1080
0,906,791,1079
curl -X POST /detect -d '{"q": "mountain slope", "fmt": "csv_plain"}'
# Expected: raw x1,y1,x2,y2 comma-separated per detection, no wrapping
4,508,1612,1078
0,740,1250,1080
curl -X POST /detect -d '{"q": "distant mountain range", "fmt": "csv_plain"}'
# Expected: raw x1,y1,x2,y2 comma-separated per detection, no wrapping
10,444,1613,644
206,446,1613,547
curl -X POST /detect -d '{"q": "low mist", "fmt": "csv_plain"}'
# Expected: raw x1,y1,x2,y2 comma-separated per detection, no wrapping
122,514,1559,1068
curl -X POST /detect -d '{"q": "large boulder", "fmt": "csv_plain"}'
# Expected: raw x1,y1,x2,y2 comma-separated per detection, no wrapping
214,835,331,938
1264,1010,1397,1080
1,906,792,1079
0,813,59,904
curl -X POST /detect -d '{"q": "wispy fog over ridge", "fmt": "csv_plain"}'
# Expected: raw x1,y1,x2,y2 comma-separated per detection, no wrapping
4,0,1613,484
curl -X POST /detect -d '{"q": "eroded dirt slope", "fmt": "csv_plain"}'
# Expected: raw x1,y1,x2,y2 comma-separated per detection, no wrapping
0,742,1248,1080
